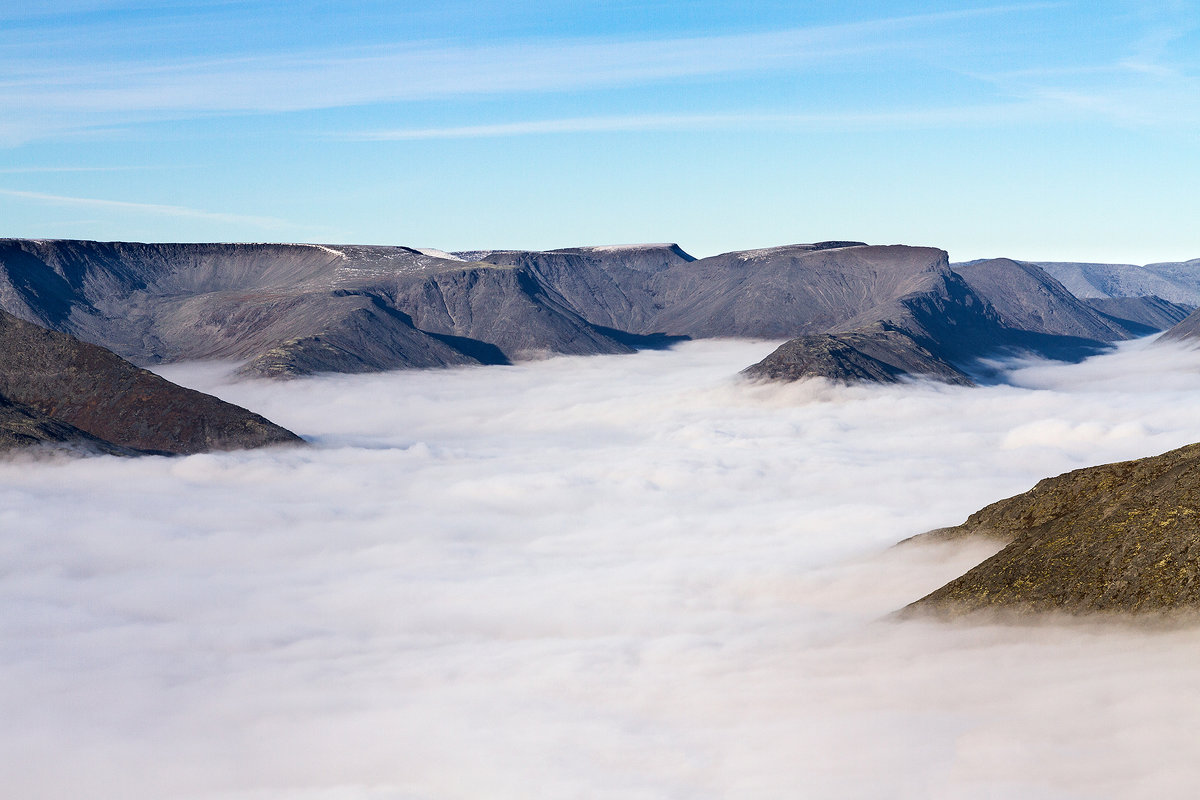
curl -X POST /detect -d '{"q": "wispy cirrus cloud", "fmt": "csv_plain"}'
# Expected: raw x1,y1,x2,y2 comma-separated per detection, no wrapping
0,4,1053,140
0,188,292,229
0,165,184,173
339,104,1051,141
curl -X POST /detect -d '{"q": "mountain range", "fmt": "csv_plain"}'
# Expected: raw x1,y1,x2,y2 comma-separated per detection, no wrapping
4,238,1196,388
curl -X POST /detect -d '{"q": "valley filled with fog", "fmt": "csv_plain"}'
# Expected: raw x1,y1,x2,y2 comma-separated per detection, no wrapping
4,338,1200,799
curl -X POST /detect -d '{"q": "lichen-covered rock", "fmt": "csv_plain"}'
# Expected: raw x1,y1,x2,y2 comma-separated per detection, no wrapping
902,443,1200,615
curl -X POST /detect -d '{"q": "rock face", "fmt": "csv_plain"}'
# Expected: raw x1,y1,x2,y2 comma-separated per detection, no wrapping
1035,259,1200,305
903,443,1200,616
0,309,302,455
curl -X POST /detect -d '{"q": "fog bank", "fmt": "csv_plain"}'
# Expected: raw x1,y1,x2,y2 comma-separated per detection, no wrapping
3,338,1200,798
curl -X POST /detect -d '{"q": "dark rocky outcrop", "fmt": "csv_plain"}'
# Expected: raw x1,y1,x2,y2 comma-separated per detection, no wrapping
742,323,971,385
0,395,137,455
0,309,302,454
902,443,1200,616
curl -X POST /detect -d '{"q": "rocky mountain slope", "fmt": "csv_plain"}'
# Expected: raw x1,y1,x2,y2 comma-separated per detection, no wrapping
1035,259,1200,305
952,259,1137,342
744,256,1147,385
1083,296,1194,334
1156,302,1200,346
0,394,136,455
0,309,302,454
902,442,1200,616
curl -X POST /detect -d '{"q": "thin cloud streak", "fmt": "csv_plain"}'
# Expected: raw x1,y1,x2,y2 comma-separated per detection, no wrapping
342,105,1050,141
0,188,292,230
0,5,1050,118
0,165,183,173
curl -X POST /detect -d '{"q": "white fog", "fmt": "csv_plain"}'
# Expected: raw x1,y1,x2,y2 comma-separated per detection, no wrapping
3,337,1200,799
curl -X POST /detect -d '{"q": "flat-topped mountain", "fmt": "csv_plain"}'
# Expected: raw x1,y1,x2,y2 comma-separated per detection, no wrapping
645,243,934,339
902,442,1200,616
0,239,639,377
0,308,302,455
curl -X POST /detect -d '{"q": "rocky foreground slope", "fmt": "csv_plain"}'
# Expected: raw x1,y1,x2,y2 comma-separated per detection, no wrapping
902,443,1200,616
0,309,301,454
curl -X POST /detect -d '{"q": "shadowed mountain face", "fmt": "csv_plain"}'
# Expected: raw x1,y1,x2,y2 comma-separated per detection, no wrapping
0,309,302,455
644,243,940,339
745,256,1144,385
952,259,1138,342
902,443,1200,616
455,243,695,334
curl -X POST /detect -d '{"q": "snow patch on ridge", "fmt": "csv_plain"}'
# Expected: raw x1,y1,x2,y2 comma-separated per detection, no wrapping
307,244,347,258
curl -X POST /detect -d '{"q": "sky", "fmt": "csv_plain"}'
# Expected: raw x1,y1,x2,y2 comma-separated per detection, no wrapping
5,338,1200,798
1,1,1198,262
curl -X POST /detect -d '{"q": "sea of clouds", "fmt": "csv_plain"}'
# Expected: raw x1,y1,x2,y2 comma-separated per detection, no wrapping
4,337,1200,799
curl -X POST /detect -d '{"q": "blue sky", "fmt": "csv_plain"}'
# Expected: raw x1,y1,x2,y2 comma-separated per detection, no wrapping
1,0,1198,262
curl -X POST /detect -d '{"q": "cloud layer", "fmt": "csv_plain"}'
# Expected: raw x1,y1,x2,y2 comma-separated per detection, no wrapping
3,338,1200,798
